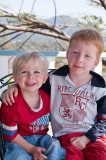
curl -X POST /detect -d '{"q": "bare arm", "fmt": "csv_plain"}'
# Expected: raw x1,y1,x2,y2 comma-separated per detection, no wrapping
11,134,47,160
2,84,18,106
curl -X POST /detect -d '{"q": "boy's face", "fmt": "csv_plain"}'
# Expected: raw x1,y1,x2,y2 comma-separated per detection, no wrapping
13,59,48,94
66,40,98,78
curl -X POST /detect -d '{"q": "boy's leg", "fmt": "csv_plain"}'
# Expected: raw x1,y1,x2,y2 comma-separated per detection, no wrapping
59,139,84,160
58,133,84,160
38,134,66,160
83,137,106,160
4,141,32,160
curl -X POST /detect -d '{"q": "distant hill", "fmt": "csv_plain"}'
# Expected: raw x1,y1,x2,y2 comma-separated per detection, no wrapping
0,15,80,42
0,15,106,51
29,15,79,42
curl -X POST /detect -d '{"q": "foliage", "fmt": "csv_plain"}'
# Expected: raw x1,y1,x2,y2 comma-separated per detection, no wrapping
18,13,37,20
79,15,104,32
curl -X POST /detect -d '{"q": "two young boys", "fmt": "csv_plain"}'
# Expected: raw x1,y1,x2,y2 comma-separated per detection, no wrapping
1,29,106,160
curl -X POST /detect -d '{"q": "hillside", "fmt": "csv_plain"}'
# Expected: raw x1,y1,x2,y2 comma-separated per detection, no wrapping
0,15,106,51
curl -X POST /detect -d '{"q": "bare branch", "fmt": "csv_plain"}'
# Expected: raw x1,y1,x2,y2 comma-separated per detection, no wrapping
99,0,106,9
18,33,35,50
0,28,6,33
0,23,70,41
91,0,106,9
55,38,66,50
0,31,20,37
0,32,24,47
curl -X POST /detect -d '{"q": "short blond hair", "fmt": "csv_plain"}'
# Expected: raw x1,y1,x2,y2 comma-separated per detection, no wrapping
12,52,49,76
68,29,104,60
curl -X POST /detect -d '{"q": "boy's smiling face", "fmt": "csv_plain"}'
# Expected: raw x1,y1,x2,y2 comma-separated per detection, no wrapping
13,58,48,94
66,39,99,79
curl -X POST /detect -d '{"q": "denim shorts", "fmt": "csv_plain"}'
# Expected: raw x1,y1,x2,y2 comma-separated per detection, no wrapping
4,134,65,160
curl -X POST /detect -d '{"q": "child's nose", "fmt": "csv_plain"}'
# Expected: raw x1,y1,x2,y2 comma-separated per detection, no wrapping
77,55,83,63
28,73,34,79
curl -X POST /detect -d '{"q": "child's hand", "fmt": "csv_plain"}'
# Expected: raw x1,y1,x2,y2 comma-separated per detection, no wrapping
30,146,47,160
2,84,18,106
70,135,91,150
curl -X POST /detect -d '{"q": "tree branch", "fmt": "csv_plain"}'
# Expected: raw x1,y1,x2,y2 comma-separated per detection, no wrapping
0,30,20,37
91,0,106,9
0,23,70,41
0,32,24,47
99,0,106,9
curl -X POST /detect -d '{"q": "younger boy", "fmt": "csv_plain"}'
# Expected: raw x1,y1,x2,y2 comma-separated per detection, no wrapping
2,29,106,160
0,52,65,160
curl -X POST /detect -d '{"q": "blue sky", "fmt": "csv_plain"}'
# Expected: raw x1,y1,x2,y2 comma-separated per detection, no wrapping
0,0,106,24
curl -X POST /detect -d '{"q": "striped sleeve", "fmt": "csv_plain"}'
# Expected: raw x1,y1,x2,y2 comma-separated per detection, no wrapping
1,103,18,140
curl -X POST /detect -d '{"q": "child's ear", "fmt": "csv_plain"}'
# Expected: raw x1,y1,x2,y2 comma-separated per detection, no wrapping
12,73,17,82
93,60,99,68
43,73,48,84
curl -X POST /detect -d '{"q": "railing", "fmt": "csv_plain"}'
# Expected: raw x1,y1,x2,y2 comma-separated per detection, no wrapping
0,73,14,89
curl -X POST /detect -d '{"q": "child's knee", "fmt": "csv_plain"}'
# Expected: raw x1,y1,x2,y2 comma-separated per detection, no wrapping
4,143,31,160
84,141,106,160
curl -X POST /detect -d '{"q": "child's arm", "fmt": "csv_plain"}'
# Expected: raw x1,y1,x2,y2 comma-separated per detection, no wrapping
70,135,91,150
2,84,18,106
11,134,47,160
84,95,106,142
1,102,47,160
2,76,50,106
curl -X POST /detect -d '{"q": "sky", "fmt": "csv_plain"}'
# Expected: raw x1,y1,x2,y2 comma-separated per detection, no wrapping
0,0,106,24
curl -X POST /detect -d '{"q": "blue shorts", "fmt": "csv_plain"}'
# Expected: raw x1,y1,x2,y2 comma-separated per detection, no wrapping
4,134,65,160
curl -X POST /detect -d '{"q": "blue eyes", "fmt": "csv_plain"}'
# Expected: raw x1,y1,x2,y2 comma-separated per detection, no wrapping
73,52,90,58
22,71,27,74
21,71,39,74
34,71,39,74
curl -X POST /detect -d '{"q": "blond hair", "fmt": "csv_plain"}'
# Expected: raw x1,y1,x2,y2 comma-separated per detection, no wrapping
68,29,104,60
12,52,49,76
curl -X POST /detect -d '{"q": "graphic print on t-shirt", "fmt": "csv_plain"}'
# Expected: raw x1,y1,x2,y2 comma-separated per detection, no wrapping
59,94,87,123
29,113,50,133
